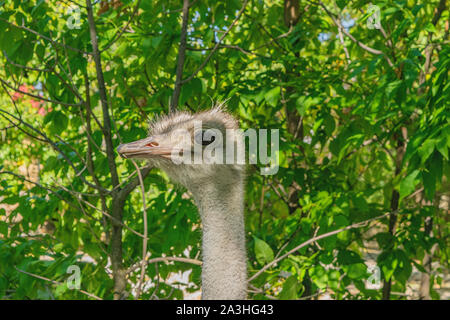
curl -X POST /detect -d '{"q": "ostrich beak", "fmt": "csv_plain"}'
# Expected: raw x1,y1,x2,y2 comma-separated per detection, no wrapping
117,136,173,159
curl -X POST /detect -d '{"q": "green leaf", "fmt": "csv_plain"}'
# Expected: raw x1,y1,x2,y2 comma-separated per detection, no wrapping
379,252,398,281
328,270,340,290
334,215,349,227
311,265,328,289
376,232,394,248
180,78,203,105
336,0,346,9
399,170,420,200
54,283,68,297
253,236,274,265
296,96,320,116
418,139,435,163
385,80,402,98
279,276,298,299
422,170,436,200
393,250,412,284
323,113,335,136
273,200,289,217
338,250,364,265
49,111,68,135
1,29,22,57
411,4,424,16
264,87,280,107
53,243,64,253
436,137,448,160
346,263,367,280
424,23,436,33
0,221,7,236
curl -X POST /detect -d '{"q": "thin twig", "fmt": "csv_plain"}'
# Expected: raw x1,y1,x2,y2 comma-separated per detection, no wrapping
127,256,202,274
0,171,79,212
59,0,87,8
313,0,394,67
1,82,23,121
249,212,395,282
149,262,160,300
86,0,120,188
69,186,109,256
170,0,190,112
0,18,90,55
187,44,272,59
59,184,148,240
3,51,53,72
0,108,108,193
0,78,81,107
132,159,148,299
166,0,199,13
15,267,102,300
101,0,142,52
180,0,249,85
256,22,291,54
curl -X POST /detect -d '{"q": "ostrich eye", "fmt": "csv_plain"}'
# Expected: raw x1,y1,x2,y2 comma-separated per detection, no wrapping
194,130,216,146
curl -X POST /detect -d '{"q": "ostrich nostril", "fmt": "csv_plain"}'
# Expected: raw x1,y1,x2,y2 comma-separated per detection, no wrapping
145,141,159,147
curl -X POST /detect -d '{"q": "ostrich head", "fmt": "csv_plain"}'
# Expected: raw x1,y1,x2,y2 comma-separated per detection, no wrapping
117,107,245,191
117,106,248,300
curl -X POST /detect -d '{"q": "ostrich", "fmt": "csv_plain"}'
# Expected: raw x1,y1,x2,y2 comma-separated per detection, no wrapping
117,107,247,300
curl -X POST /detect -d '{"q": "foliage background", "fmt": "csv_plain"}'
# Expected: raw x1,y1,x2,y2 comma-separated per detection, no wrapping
0,0,448,300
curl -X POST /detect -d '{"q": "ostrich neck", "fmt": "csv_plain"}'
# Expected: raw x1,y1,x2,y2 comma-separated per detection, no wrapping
191,178,247,300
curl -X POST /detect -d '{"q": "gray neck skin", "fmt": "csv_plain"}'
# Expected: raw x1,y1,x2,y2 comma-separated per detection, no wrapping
190,178,247,300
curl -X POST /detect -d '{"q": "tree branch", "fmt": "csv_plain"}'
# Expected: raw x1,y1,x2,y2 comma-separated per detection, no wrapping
117,166,152,200
0,18,90,56
249,212,395,282
132,160,148,299
101,0,142,52
180,0,249,85
169,0,190,113
86,0,120,188
54,181,148,239
0,107,108,193
15,267,102,300
0,78,81,107
87,0,126,299
314,0,394,67
127,256,202,274
0,171,79,212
